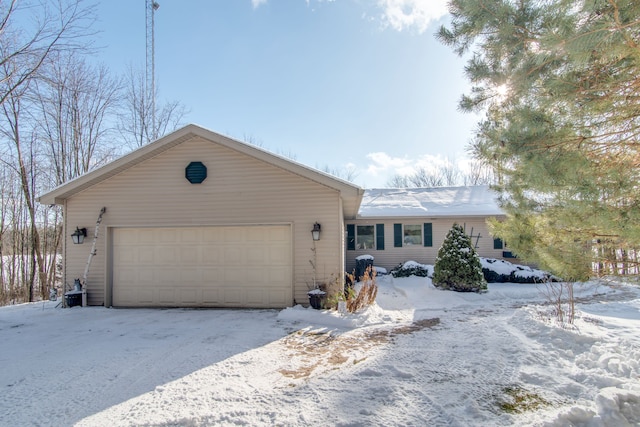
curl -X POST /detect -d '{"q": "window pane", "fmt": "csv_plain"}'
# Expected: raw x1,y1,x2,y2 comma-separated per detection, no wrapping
356,225,375,249
404,224,422,245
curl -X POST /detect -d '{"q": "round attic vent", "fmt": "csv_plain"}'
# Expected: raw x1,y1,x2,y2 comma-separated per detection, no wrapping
185,161,207,184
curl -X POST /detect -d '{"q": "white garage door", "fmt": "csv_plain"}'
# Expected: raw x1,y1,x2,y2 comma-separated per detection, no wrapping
112,225,292,308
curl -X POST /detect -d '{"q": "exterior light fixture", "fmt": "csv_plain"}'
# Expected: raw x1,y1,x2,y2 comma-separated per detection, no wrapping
311,222,321,241
71,227,87,244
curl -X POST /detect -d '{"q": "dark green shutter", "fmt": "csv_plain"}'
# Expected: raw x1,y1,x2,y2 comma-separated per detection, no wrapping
423,223,433,247
394,223,402,247
347,224,355,250
494,238,503,249
376,224,385,250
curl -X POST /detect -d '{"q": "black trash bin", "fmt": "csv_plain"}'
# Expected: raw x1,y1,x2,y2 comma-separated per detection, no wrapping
65,291,82,307
354,255,374,281
307,290,326,309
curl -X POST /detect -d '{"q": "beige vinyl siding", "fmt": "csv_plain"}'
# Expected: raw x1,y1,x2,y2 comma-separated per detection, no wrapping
345,217,505,273
64,136,344,306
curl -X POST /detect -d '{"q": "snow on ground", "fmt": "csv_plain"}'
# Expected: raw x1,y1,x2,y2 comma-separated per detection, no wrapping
1,275,640,426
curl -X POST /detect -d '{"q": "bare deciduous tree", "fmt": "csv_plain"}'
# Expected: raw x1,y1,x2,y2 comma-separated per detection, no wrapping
463,160,495,186
0,0,97,303
118,66,188,149
387,174,408,188
0,83,48,301
0,0,95,105
387,159,497,188
408,167,444,187
320,164,359,183
34,53,121,185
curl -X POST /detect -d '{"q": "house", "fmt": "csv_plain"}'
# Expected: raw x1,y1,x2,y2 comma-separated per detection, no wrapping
38,124,507,309
344,186,507,275
38,124,364,308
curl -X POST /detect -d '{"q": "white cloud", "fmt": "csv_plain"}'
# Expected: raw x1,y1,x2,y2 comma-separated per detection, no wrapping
377,0,449,33
365,152,412,176
250,0,447,31
251,0,268,9
366,152,458,176
359,152,471,188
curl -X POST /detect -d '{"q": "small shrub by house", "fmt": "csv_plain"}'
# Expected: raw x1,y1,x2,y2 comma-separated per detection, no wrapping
433,223,487,292
390,261,432,278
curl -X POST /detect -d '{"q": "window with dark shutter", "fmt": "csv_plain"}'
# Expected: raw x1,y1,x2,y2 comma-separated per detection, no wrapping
376,224,385,250
347,224,355,250
494,238,504,249
394,223,402,247
423,223,433,247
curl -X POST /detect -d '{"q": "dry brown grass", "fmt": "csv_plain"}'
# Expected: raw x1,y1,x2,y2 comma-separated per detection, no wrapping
345,266,378,313
277,317,440,380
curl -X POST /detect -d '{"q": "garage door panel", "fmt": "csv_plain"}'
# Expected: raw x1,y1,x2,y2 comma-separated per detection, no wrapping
202,248,224,264
157,247,178,264
179,228,200,243
223,228,241,243
246,269,264,283
223,288,242,304
246,288,265,305
138,269,154,284
247,228,267,242
158,288,176,303
180,268,201,283
224,248,244,265
202,228,222,240
246,247,265,263
223,267,244,284
117,230,139,245
269,227,288,241
202,266,222,279
179,247,200,264
112,225,292,308
158,229,178,243
116,288,134,302
180,289,198,304
116,247,136,263
137,229,156,243
269,249,288,264
156,268,180,283
267,267,289,283
268,289,287,305
202,289,220,303
138,289,154,304
138,248,155,264
116,267,137,282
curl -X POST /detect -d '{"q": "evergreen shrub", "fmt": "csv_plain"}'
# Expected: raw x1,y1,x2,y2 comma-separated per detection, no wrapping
390,261,432,278
433,223,487,292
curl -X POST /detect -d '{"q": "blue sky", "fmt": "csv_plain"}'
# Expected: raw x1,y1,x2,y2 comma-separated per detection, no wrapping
94,0,478,188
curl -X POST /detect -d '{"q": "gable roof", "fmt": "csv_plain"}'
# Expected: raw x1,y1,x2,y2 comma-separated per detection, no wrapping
38,124,365,218
357,185,503,218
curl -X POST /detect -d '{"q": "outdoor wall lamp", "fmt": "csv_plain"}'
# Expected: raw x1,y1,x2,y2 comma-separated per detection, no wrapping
71,227,87,244
311,222,321,241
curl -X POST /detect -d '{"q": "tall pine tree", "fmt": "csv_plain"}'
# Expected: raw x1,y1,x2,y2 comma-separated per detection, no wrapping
438,0,640,280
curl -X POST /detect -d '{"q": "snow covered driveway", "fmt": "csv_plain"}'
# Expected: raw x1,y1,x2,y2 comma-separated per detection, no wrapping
1,277,640,426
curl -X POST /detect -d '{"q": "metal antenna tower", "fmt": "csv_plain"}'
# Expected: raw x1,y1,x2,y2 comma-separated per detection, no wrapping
146,0,159,140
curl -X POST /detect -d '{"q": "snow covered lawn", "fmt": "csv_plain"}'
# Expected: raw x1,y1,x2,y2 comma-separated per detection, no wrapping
1,275,640,426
